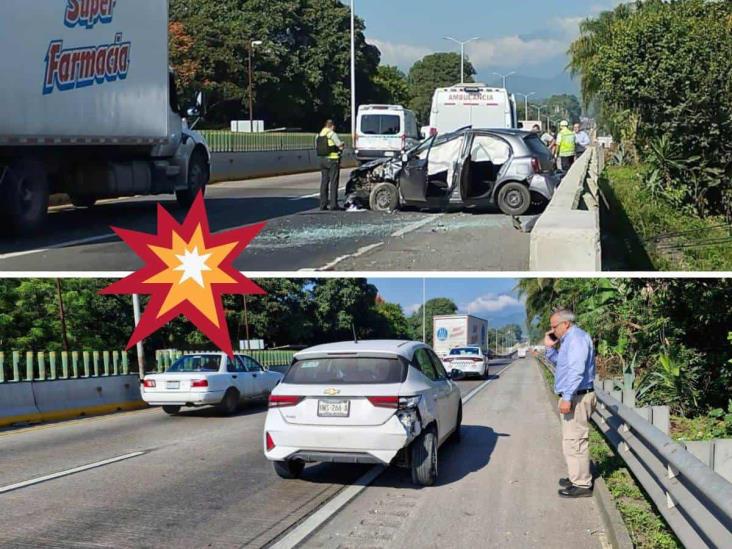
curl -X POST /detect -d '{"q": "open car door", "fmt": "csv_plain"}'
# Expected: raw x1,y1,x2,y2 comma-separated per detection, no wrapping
399,135,436,203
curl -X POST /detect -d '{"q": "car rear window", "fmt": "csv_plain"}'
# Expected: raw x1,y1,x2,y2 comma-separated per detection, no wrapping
523,134,551,157
450,348,480,355
167,355,220,373
284,356,406,384
360,114,401,135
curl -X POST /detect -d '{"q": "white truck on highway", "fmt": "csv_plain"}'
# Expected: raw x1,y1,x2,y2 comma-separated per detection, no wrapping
423,84,518,137
432,315,489,358
0,0,210,233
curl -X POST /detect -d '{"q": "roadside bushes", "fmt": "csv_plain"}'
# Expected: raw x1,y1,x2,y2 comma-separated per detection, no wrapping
570,0,732,218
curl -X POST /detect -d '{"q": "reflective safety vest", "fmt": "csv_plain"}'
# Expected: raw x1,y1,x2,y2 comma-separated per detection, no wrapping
319,128,341,160
556,128,576,157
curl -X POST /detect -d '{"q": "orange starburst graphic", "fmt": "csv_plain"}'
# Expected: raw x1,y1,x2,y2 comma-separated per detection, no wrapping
101,193,265,356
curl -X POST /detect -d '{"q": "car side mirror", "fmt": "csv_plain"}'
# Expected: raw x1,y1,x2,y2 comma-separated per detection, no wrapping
187,107,200,117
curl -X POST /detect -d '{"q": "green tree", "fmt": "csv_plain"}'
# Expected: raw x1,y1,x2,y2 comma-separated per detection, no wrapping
169,0,381,129
408,298,459,346
371,65,411,106
407,53,475,124
544,94,582,124
372,300,414,340
311,278,380,342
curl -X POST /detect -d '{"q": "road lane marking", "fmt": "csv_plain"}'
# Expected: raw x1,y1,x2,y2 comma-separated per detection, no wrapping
316,214,444,271
289,186,346,201
269,359,514,549
0,451,145,494
0,233,120,261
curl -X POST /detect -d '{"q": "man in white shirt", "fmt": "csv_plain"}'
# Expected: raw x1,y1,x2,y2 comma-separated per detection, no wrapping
574,123,591,155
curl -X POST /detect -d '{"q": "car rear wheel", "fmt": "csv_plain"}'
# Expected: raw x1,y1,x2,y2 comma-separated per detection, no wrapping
217,388,240,416
411,428,438,486
273,460,305,479
497,182,531,216
369,182,399,212
1,157,49,234
162,405,181,415
176,148,208,209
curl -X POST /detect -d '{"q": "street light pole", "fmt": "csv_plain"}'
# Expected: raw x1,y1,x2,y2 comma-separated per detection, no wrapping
492,71,516,89
248,40,263,132
422,278,426,343
443,36,480,84
350,0,356,142
516,92,535,121
132,294,145,378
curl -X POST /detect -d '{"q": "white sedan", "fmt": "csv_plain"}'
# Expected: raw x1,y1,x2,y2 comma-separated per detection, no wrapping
441,347,488,378
142,353,283,415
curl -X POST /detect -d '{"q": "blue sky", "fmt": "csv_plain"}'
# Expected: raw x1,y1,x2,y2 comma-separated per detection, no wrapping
368,278,527,328
347,0,624,83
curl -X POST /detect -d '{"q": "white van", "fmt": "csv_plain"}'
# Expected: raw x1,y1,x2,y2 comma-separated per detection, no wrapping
425,84,518,136
355,105,421,162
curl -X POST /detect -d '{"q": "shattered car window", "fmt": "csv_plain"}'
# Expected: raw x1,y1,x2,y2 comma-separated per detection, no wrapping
471,135,510,165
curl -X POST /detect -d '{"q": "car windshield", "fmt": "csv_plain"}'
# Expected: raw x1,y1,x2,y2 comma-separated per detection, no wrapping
167,355,220,373
360,114,400,135
450,348,480,356
284,356,406,385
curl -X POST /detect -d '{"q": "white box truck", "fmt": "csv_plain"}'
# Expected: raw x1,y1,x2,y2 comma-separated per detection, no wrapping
432,315,489,357
0,0,210,233
424,84,518,137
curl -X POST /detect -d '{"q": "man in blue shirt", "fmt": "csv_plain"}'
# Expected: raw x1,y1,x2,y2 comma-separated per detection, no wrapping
545,308,597,498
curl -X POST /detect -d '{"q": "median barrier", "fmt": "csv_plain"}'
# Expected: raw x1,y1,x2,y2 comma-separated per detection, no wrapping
0,383,41,426
529,146,603,271
210,149,358,183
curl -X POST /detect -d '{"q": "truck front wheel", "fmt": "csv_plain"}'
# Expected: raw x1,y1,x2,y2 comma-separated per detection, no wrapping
1,158,49,234
176,148,208,209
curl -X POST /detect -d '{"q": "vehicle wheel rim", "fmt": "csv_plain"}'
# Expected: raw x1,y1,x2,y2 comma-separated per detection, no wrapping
376,189,392,209
506,190,523,208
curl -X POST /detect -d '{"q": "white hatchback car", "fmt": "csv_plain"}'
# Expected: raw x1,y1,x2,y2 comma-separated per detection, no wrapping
263,340,463,486
442,347,488,378
142,353,283,415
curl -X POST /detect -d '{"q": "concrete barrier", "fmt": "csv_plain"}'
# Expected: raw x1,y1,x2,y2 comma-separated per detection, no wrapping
210,149,358,183
0,384,41,425
529,147,602,271
0,376,145,428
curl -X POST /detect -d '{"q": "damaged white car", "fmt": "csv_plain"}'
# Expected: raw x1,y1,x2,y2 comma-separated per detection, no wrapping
345,128,560,216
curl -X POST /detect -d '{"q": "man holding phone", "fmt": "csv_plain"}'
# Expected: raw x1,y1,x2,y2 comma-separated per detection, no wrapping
544,308,597,498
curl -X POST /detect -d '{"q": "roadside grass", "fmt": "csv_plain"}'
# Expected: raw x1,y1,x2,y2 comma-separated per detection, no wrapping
671,413,732,441
536,357,681,549
600,165,732,271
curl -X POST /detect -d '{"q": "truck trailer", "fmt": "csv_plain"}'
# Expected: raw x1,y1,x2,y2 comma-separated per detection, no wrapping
432,315,489,358
0,0,210,233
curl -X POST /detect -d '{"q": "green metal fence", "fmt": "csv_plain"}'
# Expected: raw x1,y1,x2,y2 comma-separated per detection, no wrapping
154,349,297,372
201,131,353,153
0,351,132,383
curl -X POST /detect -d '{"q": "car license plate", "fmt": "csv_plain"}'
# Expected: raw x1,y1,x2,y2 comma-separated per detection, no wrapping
166,381,180,390
318,399,350,417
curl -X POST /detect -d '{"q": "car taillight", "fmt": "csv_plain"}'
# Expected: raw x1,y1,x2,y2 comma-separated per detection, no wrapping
268,395,303,408
142,379,156,388
368,396,421,410
532,157,542,174
443,357,453,362
472,357,484,363
367,396,399,408
190,379,208,388
430,127,438,137
265,432,275,451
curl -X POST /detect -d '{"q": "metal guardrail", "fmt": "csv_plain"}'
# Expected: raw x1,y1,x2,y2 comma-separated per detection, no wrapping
0,350,132,383
537,354,732,548
201,131,353,153
155,349,296,371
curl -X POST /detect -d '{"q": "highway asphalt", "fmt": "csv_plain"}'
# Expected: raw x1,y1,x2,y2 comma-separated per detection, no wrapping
0,364,507,549
0,171,531,272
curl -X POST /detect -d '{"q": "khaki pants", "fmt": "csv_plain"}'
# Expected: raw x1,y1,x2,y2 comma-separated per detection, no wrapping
560,392,597,488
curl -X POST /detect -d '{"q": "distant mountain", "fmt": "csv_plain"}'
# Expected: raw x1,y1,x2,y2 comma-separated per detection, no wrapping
477,70,580,100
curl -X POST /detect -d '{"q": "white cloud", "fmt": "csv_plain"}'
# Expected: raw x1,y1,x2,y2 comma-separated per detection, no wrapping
465,294,522,315
467,36,565,69
367,38,432,69
403,303,421,315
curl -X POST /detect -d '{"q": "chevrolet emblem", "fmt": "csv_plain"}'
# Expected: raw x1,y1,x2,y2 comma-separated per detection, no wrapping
323,388,340,396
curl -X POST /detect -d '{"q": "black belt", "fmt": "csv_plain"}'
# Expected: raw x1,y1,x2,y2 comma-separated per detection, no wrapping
575,388,594,395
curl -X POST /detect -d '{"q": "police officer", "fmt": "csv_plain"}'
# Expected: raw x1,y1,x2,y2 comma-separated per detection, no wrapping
554,120,577,171
317,120,345,211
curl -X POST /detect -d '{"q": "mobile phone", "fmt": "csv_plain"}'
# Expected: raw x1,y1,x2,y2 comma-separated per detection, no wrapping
548,332,558,342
